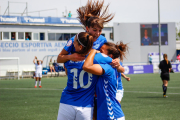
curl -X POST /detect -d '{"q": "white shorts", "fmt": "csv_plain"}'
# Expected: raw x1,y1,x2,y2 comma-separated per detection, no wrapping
117,116,125,120
116,89,124,102
35,72,42,78
57,103,93,120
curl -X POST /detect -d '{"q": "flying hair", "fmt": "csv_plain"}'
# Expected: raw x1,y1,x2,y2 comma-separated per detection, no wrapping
77,0,114,29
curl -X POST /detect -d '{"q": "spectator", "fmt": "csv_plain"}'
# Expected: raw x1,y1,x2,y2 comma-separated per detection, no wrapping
149,54,152,65
170,59,173,63
53,60,59,72
177,54,180,62
49,59,56,73
25,33,31,40
53,60,58,67
11,33,15,40
25,36,29,40
68,11,72,18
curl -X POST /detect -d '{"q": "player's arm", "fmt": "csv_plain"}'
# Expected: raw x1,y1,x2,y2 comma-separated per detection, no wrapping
57,49,85,63
33,56,37,64
83,49,104,76
158,63,161,69
121,73,130,81
111,59,125,73
40,60,43,64
169,61,172,71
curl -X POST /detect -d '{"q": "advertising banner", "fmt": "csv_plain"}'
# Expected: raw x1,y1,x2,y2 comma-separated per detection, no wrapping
0,41,67,65
171,64,180,72
124,65,154,74
0,16,21,23
0,15,81,24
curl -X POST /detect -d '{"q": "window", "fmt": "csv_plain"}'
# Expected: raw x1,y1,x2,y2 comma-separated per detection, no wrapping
3,32,10,40
110,33,113,40
25,32,32,40
71,33,77,38
40,33,45,40
48,33,55,40
33,33,39,40
11,32,16,40
56,33,63,40
48,33,78,41
18,32,24,40
64,33,70,40
0,32,1,40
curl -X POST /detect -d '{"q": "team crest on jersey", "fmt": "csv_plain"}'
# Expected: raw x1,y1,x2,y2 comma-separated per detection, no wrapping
66,40,72,46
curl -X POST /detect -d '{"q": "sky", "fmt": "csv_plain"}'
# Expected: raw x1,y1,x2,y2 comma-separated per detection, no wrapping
0,0,180,27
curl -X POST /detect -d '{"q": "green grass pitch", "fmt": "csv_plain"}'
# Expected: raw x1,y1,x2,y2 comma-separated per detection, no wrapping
0,73,180,120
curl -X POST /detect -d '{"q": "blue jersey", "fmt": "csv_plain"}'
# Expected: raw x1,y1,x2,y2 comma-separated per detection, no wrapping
141,37,151,45
64,35,107,53
60,59,99,107
117,62,123,90
94,54,124,120
94,53,112,64
60,53,110,107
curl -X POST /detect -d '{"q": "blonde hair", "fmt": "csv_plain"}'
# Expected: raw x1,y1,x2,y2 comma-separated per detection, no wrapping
77,0,114,29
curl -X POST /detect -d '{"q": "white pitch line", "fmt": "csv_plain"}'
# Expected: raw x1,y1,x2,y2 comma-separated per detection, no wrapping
125,91,180,95
0,88,180,95
124,86,180,89
0,88,64,90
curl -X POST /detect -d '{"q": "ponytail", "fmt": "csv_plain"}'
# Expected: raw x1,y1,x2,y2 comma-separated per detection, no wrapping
163,54,168,64
115,42,129,61
104,41,129,60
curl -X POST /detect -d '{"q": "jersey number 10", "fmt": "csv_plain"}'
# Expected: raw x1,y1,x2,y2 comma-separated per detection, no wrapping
70,68,93,89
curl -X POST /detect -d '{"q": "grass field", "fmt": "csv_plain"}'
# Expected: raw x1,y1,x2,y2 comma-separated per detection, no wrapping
0,73,180,120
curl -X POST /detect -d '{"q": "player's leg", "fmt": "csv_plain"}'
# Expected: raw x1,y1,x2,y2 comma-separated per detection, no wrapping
53,67,56,72
75,106,93,120
35,72,38,88
57,103,76,120
50,66,52,73
161,73,169,97
38,73,42,88
163,80,168,97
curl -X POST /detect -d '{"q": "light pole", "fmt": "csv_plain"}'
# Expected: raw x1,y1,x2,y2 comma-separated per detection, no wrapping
158,0,161,62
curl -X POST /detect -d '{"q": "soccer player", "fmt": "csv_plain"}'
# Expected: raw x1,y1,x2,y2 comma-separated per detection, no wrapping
117,71,130,103
83,42,128,120
57,32,98,120
159,54,172,98
57,0,114,63
100,42,130,103
116,65,130,103
33,56,43,88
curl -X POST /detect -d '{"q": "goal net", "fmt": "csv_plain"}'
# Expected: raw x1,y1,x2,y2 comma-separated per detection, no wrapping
0,57,20,80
